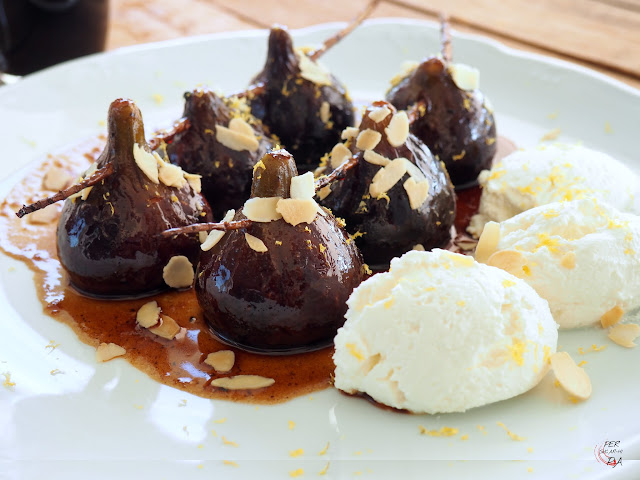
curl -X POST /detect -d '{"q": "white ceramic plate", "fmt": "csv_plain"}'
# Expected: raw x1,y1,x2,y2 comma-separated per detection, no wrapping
1,19,639,480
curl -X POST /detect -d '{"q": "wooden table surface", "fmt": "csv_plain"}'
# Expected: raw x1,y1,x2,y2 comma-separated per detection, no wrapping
107,0,640,90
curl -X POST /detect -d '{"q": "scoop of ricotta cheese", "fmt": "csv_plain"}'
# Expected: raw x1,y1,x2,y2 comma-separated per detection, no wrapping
468,144,640,236
333,249,558,414
476,198,640,329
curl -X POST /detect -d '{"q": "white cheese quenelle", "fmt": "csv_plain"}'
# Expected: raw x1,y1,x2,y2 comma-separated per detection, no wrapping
476,198,640,329
468,144,640,237
333,250,558,414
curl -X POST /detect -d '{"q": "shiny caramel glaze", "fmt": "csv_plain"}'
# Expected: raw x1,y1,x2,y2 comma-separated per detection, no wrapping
57,99,213,297
386,57,497,189
196,150,365,353
166,88,274,220
248,26,354,173
320,101,456,269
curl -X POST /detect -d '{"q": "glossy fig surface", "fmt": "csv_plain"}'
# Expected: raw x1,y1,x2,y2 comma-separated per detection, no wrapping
196,149,364,353
57,98,213,297
166,88,274,220
386,58,496,188
247,26,354,173
319,101,456,269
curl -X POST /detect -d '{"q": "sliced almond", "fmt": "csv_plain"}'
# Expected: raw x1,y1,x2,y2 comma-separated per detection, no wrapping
228,117,255,136
216,125,259,152
402,158,426,181
449,63,480,91
413,244,425,251
96,342,126,362
133,143,159,183
204,350,235,373
341,127,359,140
356,129,382,151
363,149,391,167
43,166,73,191
384,111,409,147
560,251,576,269
158,161,186,188
201,210,235,251
608,323,640,348
487,250,527,278
369,158,407,198
368,106,392,123
245,233,268,252
330,143,352,169
184,173,202,193
290,172,315,200
403,177,430,209
601,305,624,328
243,197,282,222
320,101,331,124
296,51,331,85
27,203,59,224
137,301,162,328
80,186,93,201
475,221,501,264
210,375,275,390
149,314,181,340
550,351,592,400
317,184,332,200
276,198,318,226
163,255,194,288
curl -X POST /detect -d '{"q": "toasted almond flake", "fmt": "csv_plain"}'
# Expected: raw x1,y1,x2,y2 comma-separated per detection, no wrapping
475,221,500,263
413,244,425,251
43,166,73,191
96,342,126,362
201,210,235,251
228,117,255,136
204,350,236,372
601,305,624,328
560,251,576,269
341,126,359,140
245,233,268,252
276,198,318,226
290,172,315,199
402,158,426,181
80,185,94,201
163,255,194,288
136,301,161,328
296,51,331,85
403,177,430,209
369,158,407,198
449,63,480,91
487,250,527,278
363,149,391,166
216,125,259,152
158,161,186,188
199,231,208,243
210,375,275,390
149,315,181,340
317,184,332,200
320,101,331,123
27,203,59,224
368,106,392,123
384,111,409,147
330,142,352,169
243,197,282,222
356,129,382,151
183,173,202,193
550,351,592,400
608,323,640,348
133,143,159,183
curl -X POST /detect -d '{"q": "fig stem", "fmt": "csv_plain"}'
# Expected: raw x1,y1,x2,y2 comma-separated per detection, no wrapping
440,12,452,64
148,118,191,150
160,219,253,238
309,0,381,61
315,155,358,191
15,162,115,218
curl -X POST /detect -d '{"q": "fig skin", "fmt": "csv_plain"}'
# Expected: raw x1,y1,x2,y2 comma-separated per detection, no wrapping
386,57,496,189
247,26,354,173
166,88,274,220
57,98,213,297
320,101,456,269
196,150,364,353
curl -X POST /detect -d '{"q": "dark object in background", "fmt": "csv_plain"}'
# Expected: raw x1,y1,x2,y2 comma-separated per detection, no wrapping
0,0,108,76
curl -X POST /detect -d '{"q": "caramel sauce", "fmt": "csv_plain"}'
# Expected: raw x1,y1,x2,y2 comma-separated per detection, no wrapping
0,135,516,406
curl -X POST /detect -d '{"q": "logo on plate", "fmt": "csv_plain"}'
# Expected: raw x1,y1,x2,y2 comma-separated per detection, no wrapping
594,440,623,468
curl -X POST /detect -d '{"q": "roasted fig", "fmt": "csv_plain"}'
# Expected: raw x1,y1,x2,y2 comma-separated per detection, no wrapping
246,26,354,173
165,88,275,220
196,149,364,353
55,98,213,297
386,31,496,189
318,101,456,269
